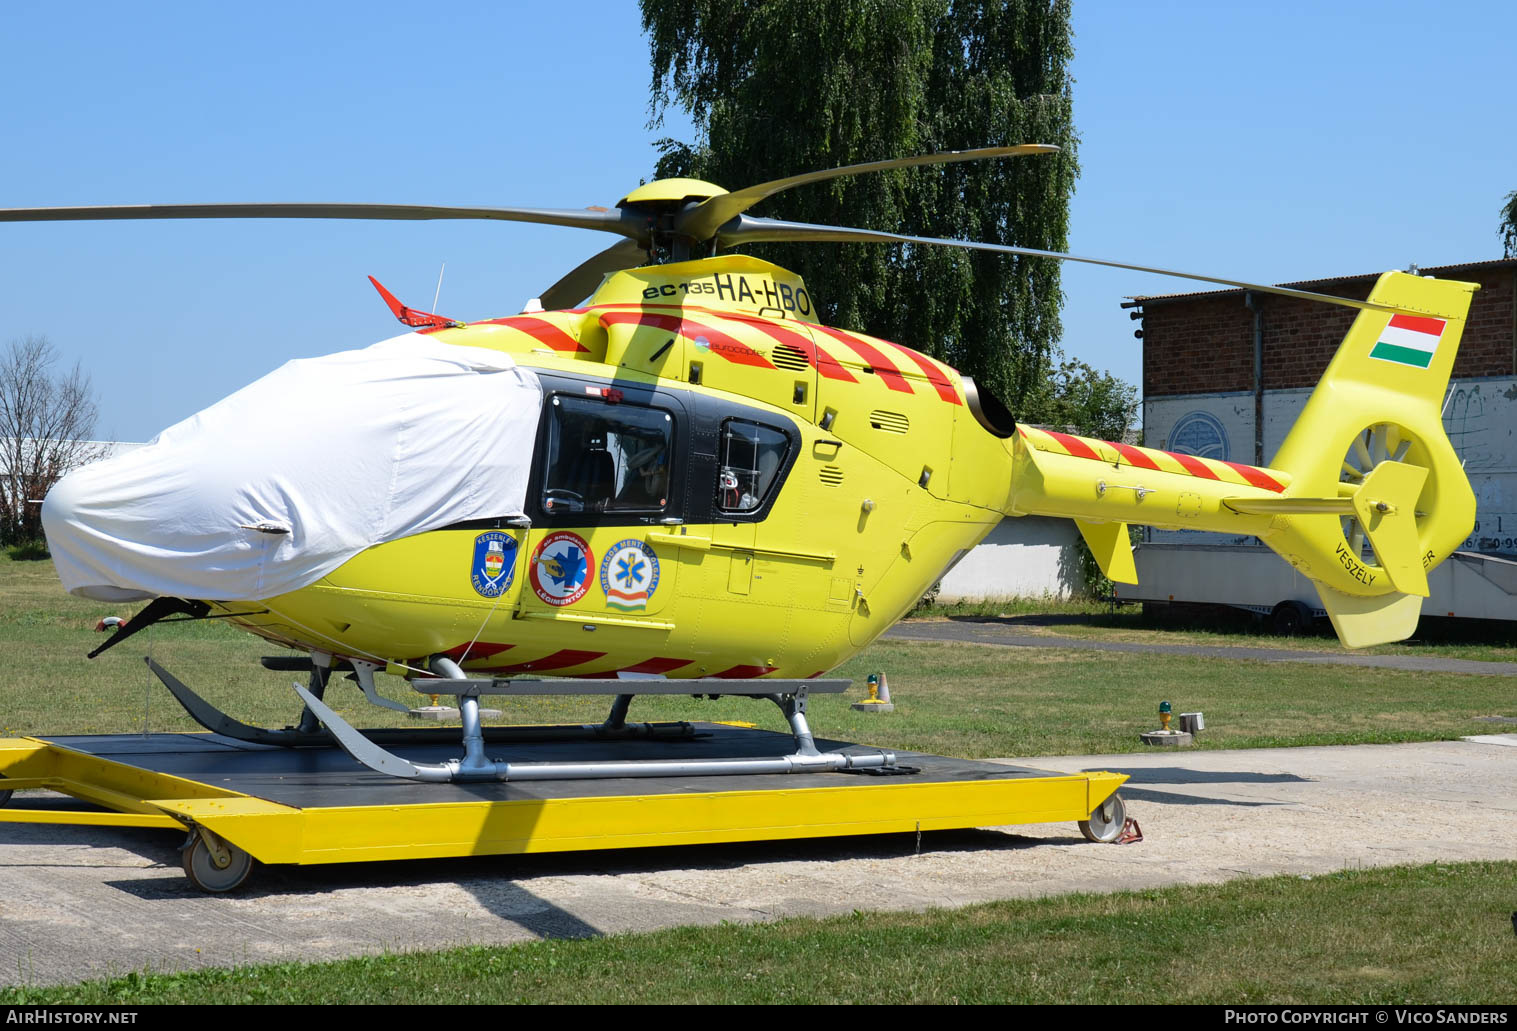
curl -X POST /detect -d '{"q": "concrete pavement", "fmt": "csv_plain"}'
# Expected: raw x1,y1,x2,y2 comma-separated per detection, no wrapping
3,735,1514,988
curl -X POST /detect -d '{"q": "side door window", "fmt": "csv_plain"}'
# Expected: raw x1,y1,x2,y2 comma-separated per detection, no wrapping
716,419,792,516
540,394,675,521
520,392,683,625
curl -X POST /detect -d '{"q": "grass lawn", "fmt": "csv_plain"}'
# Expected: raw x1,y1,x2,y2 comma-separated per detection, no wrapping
3,861,1512,1004
914,594,1517,664
2,557,1513,756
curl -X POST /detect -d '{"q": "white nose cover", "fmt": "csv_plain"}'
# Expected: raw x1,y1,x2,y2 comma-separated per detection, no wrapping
43,334,543,602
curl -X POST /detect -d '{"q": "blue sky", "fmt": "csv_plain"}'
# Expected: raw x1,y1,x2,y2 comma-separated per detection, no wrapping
2,1,1513,442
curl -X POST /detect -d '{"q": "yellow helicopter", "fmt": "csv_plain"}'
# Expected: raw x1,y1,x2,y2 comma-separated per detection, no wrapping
7,145,1477,784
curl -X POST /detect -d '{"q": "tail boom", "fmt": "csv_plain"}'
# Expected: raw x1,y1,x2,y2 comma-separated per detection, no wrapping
1007,426,1293,581
1002,270,1478,647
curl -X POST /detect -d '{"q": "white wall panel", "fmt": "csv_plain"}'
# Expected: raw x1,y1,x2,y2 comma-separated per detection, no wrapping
937,515,1081,600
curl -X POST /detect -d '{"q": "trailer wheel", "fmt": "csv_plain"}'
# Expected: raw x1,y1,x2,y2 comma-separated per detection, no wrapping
181,833,254,893
1270,600,1311,636
1079,793,1127,843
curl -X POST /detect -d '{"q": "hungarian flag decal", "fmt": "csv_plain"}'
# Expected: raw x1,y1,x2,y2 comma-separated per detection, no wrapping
1370,314,1445,369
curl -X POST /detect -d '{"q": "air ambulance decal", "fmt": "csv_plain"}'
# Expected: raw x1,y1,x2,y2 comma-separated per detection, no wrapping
601,540,660,612
1370,314,1446,369
470,532,519,598
530,532,593,606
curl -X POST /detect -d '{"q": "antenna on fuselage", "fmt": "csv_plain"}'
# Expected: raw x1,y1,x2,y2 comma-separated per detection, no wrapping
431,262,446,312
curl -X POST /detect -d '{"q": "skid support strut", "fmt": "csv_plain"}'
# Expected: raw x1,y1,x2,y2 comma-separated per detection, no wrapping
294,661,896,784
146,657,696,747
293,652,332,735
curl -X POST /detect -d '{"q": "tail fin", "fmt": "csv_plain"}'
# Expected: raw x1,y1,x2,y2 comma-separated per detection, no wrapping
1004,270,1476,649
1259,271,1476,646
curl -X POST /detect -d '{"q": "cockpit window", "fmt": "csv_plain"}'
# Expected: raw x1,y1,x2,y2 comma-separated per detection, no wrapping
541,395,673,515
716,419,790,514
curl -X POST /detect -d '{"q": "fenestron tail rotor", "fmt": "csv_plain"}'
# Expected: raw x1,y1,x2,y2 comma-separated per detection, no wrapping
1339,423,1416,562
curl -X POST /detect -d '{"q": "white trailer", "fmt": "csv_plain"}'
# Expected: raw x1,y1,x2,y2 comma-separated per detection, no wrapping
1119,541,1517,633
1127,373,1517,632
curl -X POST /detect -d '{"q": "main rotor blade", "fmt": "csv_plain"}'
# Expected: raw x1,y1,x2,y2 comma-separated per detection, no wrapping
719,215,1402,315
0,202,649,242
674,144,1058,243
538,238,650,310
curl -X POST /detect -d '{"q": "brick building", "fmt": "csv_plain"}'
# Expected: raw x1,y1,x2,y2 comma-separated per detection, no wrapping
1117,259,1517,623
1130,259,1517,466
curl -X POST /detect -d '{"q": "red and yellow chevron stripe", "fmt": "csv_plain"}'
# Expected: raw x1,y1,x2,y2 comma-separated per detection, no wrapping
462,313,590,352
440,299,968,408
582,303,963,404
1018,426,1290,494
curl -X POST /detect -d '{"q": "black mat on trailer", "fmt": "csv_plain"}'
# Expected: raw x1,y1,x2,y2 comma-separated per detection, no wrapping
38,726,1069,809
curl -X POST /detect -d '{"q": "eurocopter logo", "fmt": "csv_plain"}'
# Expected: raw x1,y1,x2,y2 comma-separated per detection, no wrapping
530,532,593,607
470,532,518,598
601,539,660,612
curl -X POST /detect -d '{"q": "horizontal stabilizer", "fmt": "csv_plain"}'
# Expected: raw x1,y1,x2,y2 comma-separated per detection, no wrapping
1074,519,1137,585
1314,584,1422,649
1223,496,1353,515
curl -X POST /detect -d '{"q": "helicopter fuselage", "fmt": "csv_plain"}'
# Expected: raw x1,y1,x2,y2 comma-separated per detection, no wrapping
44,256,1478,664
211,255,1015,679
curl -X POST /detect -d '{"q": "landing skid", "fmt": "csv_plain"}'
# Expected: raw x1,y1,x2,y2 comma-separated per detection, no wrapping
297,670,898,783
144,658,697,748
147,654,896,784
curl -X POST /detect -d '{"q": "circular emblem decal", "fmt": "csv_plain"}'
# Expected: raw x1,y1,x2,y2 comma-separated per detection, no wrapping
470,531,520,598
529,532,593,607
600,539,660,613
1169,410,1230,461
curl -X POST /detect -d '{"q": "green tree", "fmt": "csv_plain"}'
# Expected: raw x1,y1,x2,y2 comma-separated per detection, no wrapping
1023,352,1139,597
0,335,101,548
642,0,1078,414
1501,190,1517,258
1023,353,1139,442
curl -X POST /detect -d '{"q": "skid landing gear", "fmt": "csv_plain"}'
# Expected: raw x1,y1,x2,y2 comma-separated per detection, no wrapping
145,653,894,784
296,659,898,784
147,657,697,748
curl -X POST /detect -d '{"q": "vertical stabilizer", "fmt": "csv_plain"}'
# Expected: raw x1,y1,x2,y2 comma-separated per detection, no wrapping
1259,271,1476,644
1002,270,1478,649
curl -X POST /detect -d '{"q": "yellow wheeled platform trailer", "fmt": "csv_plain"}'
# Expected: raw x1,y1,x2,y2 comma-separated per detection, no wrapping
0,728,1128,893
